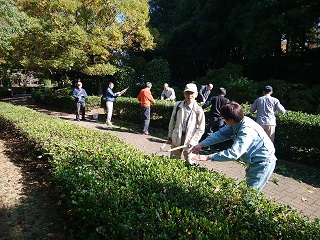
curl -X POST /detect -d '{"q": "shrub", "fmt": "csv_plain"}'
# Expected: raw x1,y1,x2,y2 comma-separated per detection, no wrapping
0,102,319,239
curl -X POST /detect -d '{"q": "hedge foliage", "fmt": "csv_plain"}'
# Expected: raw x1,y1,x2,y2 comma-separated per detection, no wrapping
30,89,320,167
0,101,319,239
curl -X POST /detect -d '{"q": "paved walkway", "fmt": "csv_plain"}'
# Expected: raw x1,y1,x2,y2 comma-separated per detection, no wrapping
3,94,320,220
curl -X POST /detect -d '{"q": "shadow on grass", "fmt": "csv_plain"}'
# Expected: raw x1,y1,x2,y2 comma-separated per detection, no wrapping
0,132,75,239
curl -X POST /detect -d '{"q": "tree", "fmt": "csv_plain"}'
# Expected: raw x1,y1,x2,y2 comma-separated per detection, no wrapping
8,0,154,90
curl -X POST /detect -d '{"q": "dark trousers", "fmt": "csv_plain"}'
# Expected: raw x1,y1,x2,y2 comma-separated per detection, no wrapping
141,107,150,132
208,117,225,134
76,102,85,120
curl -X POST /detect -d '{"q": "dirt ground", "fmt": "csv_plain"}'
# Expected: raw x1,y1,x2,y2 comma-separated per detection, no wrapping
0,134,74,239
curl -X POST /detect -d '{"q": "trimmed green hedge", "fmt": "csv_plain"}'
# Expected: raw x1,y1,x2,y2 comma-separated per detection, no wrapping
0,101,319,239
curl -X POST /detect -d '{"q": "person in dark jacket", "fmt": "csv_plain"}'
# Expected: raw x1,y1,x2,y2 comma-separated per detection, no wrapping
197,83,213,103
203,87,230,136
72,82,88,121
105,82,121,125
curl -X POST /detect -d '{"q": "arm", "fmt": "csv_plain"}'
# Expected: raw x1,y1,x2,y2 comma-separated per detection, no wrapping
188,107,205,146
250,100,257,113
168,102,180,139
147,91,156,103
190,125,233,153
160,90,165,100
82,89,88,98
107,88,119,98
202,97,212,109
72,89,78,99
276,101,286,114
169,89,176,101
198,86,205,102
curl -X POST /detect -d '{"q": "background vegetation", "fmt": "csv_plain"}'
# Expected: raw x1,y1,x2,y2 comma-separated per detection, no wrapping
1,0,319,110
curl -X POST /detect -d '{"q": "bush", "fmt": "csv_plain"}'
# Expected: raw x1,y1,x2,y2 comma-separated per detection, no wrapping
0,101,319,239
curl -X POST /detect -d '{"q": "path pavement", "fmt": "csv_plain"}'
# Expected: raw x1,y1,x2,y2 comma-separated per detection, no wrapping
3,94,320,220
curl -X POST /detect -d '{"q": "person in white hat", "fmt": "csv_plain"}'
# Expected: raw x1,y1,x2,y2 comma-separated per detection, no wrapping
167,83,205,164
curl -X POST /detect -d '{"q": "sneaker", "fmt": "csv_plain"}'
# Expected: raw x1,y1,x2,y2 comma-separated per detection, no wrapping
106,122,113,125
142,131,149,135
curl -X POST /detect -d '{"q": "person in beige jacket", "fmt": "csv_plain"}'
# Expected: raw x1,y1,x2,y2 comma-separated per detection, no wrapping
168,83,205,164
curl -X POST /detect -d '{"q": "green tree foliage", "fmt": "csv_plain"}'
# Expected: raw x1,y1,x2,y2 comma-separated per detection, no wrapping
144,58,170,97
149,0,320,84
9,0,154,79
0,0,29,58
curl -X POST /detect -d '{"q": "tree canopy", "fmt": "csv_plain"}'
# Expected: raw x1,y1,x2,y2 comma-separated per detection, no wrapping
149,0,320,84
6,0,154,78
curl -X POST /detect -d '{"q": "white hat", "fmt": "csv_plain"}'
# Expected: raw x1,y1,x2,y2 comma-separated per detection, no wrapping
184,83,197,93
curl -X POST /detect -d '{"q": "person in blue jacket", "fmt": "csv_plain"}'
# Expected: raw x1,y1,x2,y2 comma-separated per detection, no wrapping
190,101,276,191
105,82,121,125
72,82,88,121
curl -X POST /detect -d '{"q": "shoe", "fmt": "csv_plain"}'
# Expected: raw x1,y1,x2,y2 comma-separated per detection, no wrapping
81,118,86,121
76,118,80,121
106,122,113,126
142,131,149,135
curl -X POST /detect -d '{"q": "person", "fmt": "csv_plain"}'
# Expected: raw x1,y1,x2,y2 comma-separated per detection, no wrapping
190,101,277,191
250,85,286,143
105,82,121,125
161,83,176,101
72,81,88,121
202,87,230,136
168,83,205,164
197,83,213,103
137,82,156,135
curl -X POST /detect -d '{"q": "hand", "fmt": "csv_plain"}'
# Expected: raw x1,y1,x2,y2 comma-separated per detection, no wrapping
192,154,210,161
190,142,203,153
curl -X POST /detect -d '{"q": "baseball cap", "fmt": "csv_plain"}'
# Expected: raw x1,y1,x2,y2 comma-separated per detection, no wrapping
184,83,198,93
263,85,273,92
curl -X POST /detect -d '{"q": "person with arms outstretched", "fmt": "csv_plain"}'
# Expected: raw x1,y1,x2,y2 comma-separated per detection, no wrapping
191,101,276,191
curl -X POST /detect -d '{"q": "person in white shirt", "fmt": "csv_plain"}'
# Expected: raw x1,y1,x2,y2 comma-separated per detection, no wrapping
250,85,286,143
168,83,205,164
161,83,176,101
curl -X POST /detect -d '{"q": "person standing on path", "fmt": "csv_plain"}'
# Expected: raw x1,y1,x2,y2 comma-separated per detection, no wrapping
161,83,176,101
105,82,121,125
250,85,286,143
197,83,213,103
168,83,205,164
137,82,155,135
72,81,88,121
203,87,230,136
191,101,277,191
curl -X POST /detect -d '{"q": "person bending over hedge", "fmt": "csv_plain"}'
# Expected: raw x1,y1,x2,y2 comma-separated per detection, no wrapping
190,101,276,191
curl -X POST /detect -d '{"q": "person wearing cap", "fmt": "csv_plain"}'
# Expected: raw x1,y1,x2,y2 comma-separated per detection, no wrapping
137,82,156,135
161,83,176,101
105,82,122,125
168,83,205,164
197,83,213,103
72,81,88,121
250,85,286,143
190,101,277,191
202,87,230,137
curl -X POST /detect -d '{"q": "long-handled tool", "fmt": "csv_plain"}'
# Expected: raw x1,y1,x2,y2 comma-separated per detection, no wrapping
119,87,129,95
166,144,188,152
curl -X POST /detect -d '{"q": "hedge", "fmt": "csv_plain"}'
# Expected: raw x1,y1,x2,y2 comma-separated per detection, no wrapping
0,101,319,239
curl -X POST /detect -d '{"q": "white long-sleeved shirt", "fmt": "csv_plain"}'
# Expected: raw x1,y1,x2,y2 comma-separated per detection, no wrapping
250,95,285,125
